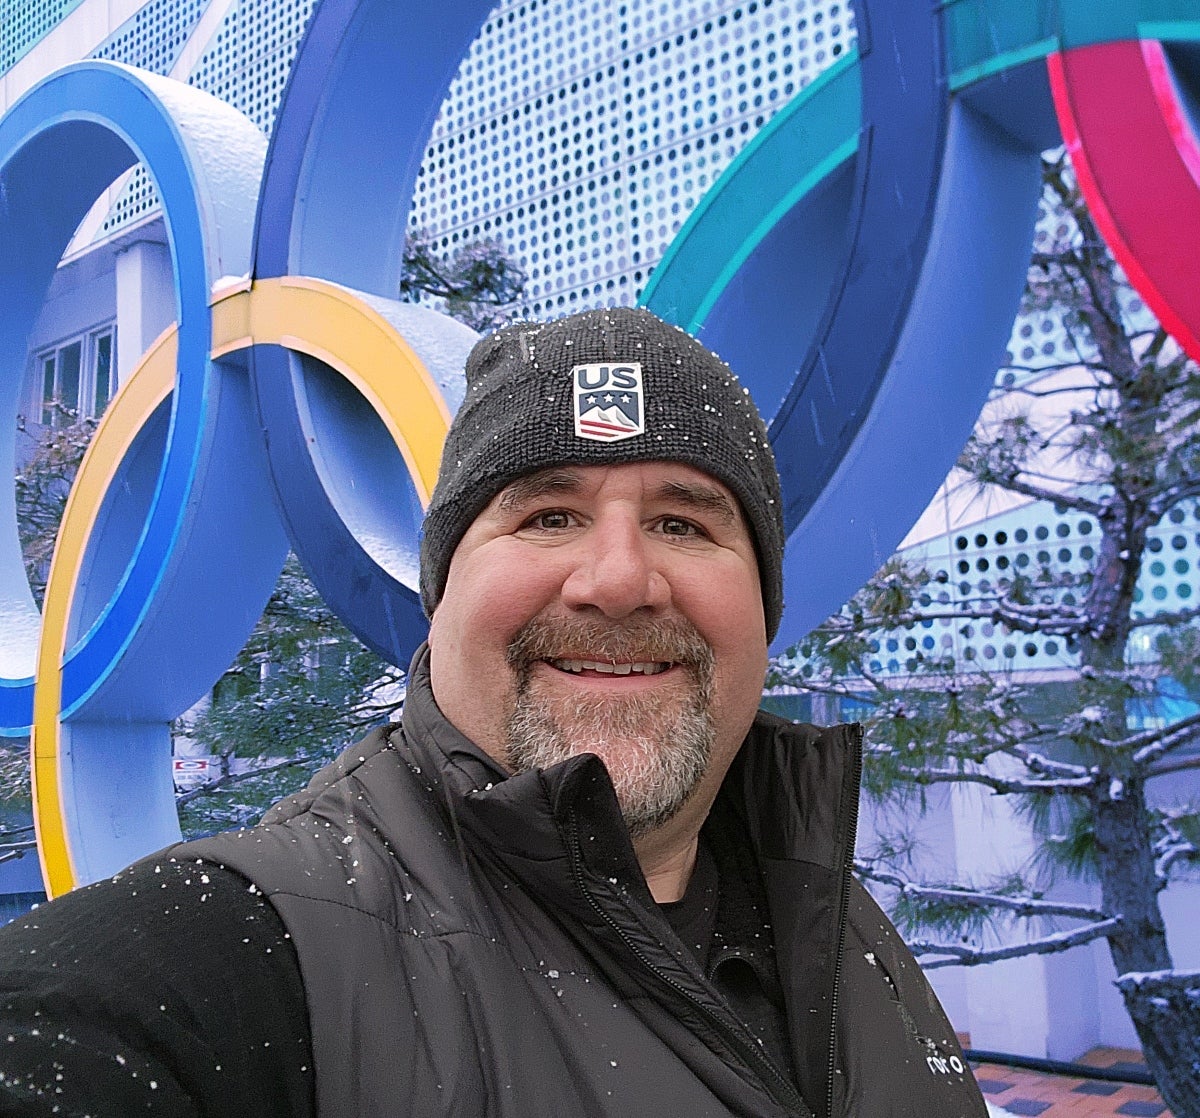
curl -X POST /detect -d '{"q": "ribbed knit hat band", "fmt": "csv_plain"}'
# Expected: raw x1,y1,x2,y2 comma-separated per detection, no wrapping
419,307,785,640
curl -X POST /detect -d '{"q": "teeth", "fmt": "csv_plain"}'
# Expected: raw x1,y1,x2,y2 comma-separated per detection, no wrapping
550,659,669,676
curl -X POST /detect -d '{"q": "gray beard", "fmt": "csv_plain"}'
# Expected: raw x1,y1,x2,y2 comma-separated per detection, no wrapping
504,616,716,838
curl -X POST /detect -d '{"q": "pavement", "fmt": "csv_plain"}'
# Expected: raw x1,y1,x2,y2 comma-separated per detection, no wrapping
974,1048,1169,1117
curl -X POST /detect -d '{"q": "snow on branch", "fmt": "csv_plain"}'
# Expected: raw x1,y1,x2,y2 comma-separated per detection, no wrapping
1002,745,1092,780
858,864,1110,921
0,841,37,864
1126,709,1200,766
913,917,1123,969
1115,968,1200,992
1155,840,1197,885
1147,480,1200,522
906,766,1095,794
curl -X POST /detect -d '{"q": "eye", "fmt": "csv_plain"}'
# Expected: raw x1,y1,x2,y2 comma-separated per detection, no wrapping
523,509,573,531
658,516,703,538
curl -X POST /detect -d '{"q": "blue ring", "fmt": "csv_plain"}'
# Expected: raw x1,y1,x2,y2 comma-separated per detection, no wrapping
249,0,493,666
0,61,276,730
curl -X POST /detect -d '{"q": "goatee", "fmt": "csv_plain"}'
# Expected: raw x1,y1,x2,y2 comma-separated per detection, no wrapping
504,614,716,838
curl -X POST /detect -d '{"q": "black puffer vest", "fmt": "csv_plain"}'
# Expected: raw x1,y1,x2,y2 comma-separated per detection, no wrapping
188,648,985,1118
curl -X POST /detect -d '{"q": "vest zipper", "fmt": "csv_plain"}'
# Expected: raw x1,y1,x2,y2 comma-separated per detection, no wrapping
567,815,813,1118
825,725,864,1118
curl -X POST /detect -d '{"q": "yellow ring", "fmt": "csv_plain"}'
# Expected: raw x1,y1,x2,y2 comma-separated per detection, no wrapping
34,279,450,896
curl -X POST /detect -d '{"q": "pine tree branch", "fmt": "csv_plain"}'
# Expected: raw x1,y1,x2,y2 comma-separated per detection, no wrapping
914,917,1124,969
968,473,1107,518
810,601,1089,638
0,842,38,863
1002,745,1093,780
1115,968,1200,992
858,865,1109,920
905,767,1095,794
1155,840,1197,885
1117,709,1200,766
1145,754,1200,780
1127,606,1200,630
1147,480,1200,522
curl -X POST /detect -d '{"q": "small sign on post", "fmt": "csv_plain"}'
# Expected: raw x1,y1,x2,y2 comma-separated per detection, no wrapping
172,757,213,792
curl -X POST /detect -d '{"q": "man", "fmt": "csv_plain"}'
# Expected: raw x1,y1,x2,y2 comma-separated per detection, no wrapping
0,308,985,1116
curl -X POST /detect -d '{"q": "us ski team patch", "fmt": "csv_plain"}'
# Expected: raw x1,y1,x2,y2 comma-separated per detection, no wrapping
573,363,644,442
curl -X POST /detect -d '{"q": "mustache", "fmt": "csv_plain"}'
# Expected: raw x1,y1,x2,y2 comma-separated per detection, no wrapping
506,614,714,672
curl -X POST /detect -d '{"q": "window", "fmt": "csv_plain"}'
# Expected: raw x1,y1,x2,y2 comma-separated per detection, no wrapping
35,326,116,427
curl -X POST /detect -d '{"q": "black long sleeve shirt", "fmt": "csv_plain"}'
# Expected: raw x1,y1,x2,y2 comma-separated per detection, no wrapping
0,856,314,1117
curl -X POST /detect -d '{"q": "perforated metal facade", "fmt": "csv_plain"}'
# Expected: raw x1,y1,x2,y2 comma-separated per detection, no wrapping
69,0,857,303
875,504,1200,678
413,0,855,316
1,0,86,73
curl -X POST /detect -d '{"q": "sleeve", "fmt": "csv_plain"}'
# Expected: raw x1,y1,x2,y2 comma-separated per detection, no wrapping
0,855,315,1118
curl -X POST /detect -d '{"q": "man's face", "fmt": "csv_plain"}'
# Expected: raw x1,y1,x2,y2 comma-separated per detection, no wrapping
427,461,768,837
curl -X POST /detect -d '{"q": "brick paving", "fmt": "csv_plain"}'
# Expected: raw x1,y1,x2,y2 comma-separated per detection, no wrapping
974,1048,1170,1118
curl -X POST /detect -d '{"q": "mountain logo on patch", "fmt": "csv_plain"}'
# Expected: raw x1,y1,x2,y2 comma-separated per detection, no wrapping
573,363,644,442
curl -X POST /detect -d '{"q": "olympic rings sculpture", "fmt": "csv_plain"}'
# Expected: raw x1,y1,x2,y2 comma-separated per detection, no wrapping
0,0,1197,894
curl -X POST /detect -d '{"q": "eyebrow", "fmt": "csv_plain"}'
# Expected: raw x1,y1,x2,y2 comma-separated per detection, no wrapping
496,469,584,512
494,469,741,527
653,480,739,527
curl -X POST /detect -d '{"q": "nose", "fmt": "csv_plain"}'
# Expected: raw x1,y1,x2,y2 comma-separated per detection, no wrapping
559,514,670,619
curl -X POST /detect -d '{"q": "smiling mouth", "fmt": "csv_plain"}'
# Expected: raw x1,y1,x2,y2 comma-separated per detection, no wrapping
547,658,672,676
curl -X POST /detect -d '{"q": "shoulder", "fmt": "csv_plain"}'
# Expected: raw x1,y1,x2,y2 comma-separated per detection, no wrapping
748,710,864,748
183,727,480,937
259,723,399,824
743,711,865,818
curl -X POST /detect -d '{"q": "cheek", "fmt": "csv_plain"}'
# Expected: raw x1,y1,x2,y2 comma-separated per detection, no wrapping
433,547,565,655
688,576,768,721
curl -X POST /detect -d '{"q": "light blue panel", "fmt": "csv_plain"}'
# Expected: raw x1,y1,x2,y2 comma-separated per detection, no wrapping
59,720,178,883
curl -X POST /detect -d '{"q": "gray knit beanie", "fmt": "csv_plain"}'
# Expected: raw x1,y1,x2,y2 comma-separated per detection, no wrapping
419,307,784,640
